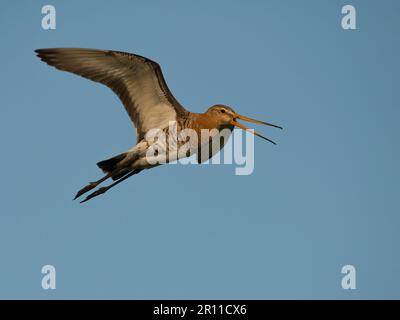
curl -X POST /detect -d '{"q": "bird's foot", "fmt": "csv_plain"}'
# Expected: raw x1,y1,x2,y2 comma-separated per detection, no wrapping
74,182,98,200
80,187,109,203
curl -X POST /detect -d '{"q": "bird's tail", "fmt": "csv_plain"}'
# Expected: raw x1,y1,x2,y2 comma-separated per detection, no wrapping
97,152,128,174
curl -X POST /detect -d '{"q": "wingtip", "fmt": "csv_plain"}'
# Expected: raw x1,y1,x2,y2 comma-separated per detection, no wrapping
34,48,58,57
34,48,47,60
34,48,45,55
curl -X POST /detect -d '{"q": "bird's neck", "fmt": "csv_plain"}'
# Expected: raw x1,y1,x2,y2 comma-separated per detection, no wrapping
194,112,219,130
189,112,233,132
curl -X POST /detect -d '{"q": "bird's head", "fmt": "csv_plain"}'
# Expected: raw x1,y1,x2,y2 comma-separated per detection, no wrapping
206,104,282,144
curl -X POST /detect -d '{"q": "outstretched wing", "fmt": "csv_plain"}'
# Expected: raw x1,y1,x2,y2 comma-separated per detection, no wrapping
35,48,188,141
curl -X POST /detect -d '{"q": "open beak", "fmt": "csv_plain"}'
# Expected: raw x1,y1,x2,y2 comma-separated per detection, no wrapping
230,114,283,145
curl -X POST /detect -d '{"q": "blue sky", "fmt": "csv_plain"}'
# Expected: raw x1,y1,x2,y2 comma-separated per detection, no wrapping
0,0,399,299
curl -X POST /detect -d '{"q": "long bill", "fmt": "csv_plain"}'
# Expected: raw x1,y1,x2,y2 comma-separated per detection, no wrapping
230,114,282,145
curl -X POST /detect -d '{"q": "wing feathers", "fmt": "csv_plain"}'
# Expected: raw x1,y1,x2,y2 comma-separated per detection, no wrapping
35,48,187,141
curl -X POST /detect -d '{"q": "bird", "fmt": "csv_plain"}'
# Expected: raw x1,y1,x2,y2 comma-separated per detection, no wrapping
35,48,282,203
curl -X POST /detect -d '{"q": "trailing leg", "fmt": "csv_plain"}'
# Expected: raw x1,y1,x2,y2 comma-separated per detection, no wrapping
73,172,112,200
80,169,143,203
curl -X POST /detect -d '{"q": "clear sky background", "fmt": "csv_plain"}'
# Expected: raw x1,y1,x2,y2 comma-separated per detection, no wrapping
0,0,399,299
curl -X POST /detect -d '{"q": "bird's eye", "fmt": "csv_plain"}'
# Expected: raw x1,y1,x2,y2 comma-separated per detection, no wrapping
220,109,226,113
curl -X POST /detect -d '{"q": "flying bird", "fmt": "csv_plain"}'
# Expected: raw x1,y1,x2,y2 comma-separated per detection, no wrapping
35,48,282,203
